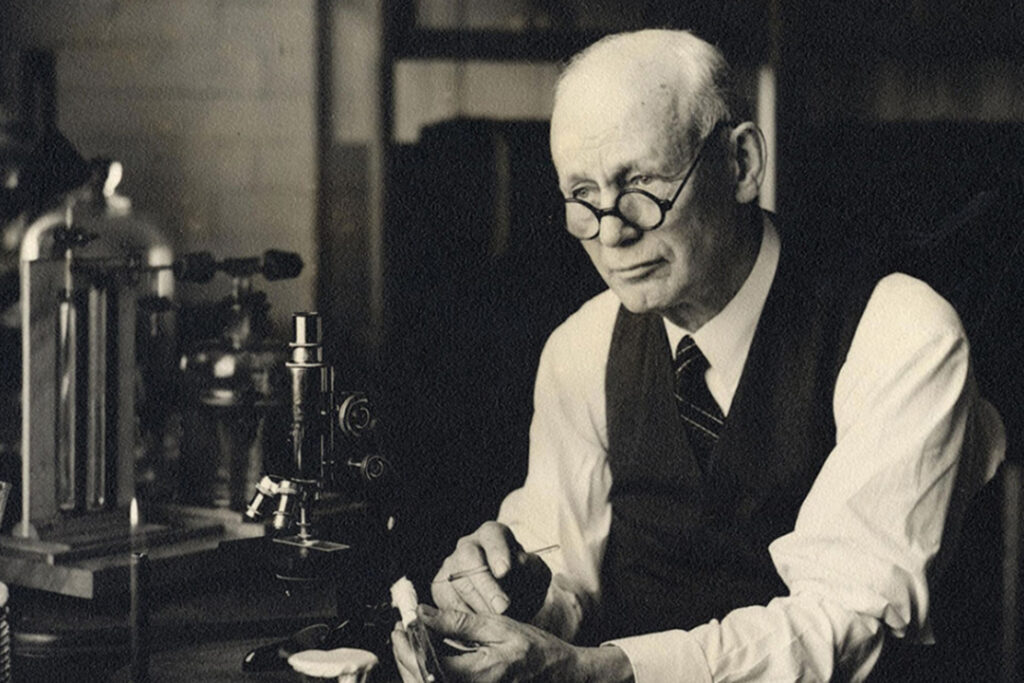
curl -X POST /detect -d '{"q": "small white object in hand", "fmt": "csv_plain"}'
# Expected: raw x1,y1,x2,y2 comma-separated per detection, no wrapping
390,576,420,627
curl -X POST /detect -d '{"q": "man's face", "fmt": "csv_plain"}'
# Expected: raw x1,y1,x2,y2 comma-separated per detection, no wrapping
551,81,738,320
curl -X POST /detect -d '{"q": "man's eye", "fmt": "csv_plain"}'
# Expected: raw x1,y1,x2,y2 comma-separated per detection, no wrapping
571,187,595,201
627,175,653,187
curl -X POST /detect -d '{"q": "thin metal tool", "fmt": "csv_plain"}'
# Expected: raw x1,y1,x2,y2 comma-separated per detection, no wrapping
440,544,559,582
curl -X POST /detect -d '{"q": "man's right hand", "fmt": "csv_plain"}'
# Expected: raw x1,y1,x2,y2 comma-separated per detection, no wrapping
431,521,551,622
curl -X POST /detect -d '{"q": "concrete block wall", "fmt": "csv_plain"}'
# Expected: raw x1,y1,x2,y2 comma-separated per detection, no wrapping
1,0,318,334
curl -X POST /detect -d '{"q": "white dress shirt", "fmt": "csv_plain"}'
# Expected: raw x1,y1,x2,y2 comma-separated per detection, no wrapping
497,218,1006,682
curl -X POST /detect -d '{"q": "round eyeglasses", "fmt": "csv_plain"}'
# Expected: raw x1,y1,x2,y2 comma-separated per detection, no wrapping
562,121,725,241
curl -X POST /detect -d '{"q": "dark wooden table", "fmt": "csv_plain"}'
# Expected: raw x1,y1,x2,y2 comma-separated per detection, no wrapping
9,540,401,681
108,636,300,682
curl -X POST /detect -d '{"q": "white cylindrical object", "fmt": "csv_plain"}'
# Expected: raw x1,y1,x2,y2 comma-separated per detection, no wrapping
390,575,419,627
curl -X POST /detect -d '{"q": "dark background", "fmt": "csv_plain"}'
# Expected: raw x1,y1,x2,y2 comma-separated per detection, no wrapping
0,5,1022,678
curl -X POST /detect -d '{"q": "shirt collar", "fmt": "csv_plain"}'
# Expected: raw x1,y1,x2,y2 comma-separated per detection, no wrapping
664,215,780,412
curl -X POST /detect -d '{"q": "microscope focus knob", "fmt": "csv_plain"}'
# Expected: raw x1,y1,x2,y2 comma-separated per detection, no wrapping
357,455,388,482
337,393,375,438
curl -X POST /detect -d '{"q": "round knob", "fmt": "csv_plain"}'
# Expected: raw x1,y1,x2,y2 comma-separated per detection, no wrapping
337,394,374,438
359,455,388,481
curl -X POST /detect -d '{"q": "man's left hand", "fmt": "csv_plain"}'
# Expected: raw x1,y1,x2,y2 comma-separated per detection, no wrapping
391,604,634,683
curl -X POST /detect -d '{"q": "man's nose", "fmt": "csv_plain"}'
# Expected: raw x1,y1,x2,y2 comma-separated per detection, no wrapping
596,212,639,247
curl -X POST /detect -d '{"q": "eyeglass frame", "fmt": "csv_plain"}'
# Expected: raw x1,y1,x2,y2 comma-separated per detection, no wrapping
561,120,729,241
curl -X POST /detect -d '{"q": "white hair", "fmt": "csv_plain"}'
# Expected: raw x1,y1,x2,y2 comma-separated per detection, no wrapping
555,29,746,145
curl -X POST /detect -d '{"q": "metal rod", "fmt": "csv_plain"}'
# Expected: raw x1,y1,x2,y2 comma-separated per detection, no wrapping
55,268,77,512
129,551,150,683
86,285,108,509
438,545,560,583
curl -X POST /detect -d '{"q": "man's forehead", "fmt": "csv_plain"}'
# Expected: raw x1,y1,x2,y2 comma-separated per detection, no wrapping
559,61,675,106
551,79,684,160
554,55,687,126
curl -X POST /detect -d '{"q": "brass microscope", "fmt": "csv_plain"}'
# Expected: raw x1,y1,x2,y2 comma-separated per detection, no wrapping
239,312,398,671
246,313,386,524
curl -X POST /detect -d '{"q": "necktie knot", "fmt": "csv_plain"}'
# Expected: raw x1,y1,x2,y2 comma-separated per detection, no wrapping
673,335,724,474
674,336,710,378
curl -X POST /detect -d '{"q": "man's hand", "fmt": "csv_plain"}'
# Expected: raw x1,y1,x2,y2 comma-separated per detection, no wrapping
391,605,634,683
432,522,551,622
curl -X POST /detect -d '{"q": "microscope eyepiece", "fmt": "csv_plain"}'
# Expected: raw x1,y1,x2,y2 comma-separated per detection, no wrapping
289,312,323,364
291,312,320,345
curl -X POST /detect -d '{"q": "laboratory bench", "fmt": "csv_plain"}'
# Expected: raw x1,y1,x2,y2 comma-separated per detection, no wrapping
8,539,402,682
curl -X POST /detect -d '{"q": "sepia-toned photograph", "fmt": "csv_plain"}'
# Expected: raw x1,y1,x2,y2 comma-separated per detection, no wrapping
0,2,1021,681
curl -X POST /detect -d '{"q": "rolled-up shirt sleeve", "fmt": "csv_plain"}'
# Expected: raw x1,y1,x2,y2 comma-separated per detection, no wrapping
606,274,1005,681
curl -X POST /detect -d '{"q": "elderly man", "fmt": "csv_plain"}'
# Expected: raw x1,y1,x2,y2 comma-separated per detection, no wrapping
393,29,1004,682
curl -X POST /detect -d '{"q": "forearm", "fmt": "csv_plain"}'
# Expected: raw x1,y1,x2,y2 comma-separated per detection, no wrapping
607,595,884,682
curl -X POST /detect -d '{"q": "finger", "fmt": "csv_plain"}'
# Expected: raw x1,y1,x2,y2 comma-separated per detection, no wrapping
432,563,477,614
452,574,497,615
391,624,424,683
475,522,522,579
459,526,518,614
467,570,510,615
444,544,499,615
418,604,508,643
439,637,480,654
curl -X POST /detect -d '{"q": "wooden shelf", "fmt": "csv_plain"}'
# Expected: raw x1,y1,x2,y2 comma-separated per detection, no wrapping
392,27,608,62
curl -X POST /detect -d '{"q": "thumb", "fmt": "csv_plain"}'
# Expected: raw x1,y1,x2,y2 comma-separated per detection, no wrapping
418,604,502,642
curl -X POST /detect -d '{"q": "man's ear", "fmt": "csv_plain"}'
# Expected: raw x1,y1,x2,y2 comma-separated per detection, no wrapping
729,121,766,204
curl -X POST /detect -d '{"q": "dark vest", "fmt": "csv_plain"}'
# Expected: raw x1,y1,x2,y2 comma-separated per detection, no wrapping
593,239,879,644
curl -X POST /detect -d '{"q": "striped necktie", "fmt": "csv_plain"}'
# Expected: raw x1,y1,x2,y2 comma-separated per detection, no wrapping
673,336,725,474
